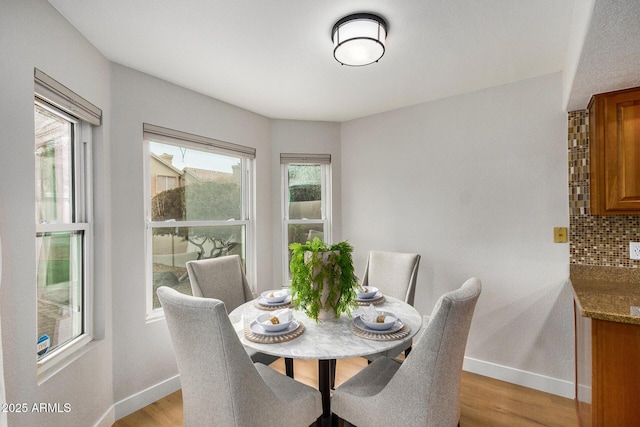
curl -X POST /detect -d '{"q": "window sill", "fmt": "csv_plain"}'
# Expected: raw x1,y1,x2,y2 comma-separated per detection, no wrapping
37,334,94,384
145,308,166,324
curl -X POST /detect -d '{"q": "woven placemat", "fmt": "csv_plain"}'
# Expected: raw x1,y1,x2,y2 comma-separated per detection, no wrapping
356,295,385,306
244,322,305,344
253,300,293,311
349,322,411,341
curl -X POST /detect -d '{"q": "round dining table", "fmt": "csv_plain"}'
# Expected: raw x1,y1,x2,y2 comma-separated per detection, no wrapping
229,295,422,425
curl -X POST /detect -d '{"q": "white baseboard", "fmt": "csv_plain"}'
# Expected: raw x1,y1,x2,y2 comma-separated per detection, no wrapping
108,359,575,423
113,374,181,421
463,357,575,399
93,406,115,427
576,383,591,404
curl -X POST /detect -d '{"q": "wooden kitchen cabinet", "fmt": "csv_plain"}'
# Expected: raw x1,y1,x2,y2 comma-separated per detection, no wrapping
574,303,640,426
589,86,640,215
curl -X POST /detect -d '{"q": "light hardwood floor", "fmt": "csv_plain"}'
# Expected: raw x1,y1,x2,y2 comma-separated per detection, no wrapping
113,357,577,427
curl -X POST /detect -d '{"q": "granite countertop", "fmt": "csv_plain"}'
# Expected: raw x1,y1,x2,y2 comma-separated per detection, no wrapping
570,265,640,325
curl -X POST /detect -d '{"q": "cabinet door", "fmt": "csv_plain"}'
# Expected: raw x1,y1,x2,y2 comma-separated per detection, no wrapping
592,319,640,425
590,87,640,214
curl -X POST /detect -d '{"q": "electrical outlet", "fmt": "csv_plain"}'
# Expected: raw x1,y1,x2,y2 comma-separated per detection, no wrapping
630,242,640,260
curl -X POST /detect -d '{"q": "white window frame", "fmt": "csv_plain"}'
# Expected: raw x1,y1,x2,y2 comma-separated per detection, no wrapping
281,154,332,284
143,124,256,320
34,100,95,378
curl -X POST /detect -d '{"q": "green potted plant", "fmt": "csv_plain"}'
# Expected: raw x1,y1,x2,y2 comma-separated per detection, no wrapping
289,238,358,321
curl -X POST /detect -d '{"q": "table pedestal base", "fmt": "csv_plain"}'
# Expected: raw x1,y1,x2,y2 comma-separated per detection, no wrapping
319,359,340,426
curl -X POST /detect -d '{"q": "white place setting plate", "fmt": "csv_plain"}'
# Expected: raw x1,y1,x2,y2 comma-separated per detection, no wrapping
356,286,378,299
353,316,404,335
255,310,293,332
355,291,383,302
260,289,289,303
257,295,292,307
250,319,300,336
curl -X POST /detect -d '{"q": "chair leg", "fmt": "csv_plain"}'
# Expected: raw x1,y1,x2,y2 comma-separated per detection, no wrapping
404,345,412,357
285,357,294,378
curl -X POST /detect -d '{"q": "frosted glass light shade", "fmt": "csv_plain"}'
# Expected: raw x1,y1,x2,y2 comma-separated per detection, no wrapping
332,13,387,66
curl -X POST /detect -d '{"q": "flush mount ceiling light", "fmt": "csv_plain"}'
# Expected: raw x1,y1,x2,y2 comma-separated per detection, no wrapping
331,13,388,66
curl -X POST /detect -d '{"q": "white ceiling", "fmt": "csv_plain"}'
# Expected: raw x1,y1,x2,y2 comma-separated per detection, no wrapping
46,0,638,122
565,0,640,111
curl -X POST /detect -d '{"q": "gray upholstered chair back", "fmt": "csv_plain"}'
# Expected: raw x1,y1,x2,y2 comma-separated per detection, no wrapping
185,255,283,367
157,286,272,426
361,251,421,305
332,277,481,426
394,277,481,425
157,286,321,426
186,255,253,312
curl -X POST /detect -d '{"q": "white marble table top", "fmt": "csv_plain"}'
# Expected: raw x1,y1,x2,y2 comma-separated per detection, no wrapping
229,296,422,360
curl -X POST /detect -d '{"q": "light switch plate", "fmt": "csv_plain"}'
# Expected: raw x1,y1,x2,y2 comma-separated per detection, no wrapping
553,227,567,243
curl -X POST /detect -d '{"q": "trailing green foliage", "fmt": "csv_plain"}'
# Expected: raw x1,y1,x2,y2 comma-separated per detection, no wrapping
289,238,358,322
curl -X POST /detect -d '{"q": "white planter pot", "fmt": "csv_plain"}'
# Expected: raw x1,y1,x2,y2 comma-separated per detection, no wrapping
304,250,341,320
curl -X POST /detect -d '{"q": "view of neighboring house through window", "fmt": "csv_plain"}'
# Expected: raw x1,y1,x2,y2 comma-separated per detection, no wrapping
281,153,332,282
144,124,255,314
156,174,177,193
34,68,101,374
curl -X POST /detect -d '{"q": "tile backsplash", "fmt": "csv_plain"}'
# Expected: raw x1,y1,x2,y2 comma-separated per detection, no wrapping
568,110,640,267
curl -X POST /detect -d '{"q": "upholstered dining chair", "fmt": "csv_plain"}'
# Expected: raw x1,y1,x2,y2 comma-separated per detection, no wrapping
157,286,322,427
361,250,421,305
186,255,293,375
329,251,421,388
332,277,482,427
361,250,421,360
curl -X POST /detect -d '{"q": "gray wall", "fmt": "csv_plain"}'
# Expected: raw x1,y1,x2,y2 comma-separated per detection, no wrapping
0,0,113,425
109,63,273,414
270,120,342,286
341,73,574,395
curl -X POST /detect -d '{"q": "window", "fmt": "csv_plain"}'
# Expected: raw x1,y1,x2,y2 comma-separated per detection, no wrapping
144,124,255,316
281,153,332,282
34,69,101,375
156,175,177,193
